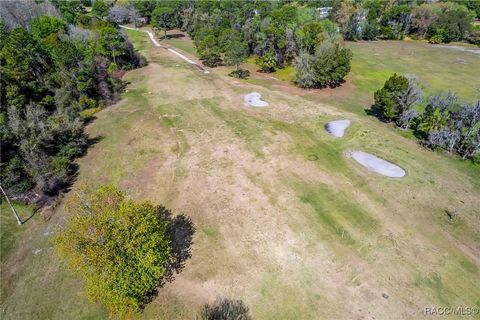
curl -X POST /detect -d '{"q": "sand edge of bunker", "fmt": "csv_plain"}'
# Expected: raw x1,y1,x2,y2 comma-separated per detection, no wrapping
244,92,269,107
346,150,406,178
325,119,351,138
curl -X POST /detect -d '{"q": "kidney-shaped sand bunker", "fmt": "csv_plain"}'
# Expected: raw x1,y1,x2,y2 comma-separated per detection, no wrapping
244,92,269,107
325,120,351,137
350,151,405,178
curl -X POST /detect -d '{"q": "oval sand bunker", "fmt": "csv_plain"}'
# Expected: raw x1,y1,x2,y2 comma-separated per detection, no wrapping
350,151,405,178
325,120,351,137
244,92,269,107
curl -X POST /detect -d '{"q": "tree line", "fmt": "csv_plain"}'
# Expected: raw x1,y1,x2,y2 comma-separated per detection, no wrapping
0,0,144,200
372,74,480,161
111,0,353,87
107,0,479,86
332,0,479,45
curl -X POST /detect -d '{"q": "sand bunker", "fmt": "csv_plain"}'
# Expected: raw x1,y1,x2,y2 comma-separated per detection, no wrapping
325,120,351,137
244,92,269,107
350,151,405,178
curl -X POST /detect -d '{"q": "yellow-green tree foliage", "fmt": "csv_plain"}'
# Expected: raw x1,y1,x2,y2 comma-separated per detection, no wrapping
54,185,171,316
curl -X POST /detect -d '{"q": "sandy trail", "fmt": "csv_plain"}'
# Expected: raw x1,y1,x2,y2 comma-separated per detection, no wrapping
120,25,210,74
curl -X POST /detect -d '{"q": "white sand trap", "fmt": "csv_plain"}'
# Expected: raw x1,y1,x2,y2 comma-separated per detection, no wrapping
350,151,405,178
325,120,351,137
244,92,269,107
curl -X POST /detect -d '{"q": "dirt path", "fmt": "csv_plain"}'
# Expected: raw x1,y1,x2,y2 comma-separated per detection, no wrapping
120,25,210,74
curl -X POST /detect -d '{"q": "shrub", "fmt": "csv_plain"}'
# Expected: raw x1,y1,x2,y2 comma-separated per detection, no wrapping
255,51,277,73
200,299,252,320
373,73,409,121
80,107,102,121
228,69,250,79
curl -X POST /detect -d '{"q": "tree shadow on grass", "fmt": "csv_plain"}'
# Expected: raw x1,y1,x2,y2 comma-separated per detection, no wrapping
142,207,195,306
364,103,384,120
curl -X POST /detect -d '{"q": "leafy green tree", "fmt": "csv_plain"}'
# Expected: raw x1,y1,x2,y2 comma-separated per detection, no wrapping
293,51,316,88
427,3,474,43
31,16,67,39
54,185,172,317
95,25,127,67
418,92,457,136
225,39,250,78
314,42,352,88
255,50,277,73
295,21,326,54
51,0,86,24
152,6,175,39
224,37,248,77
92,0,109,19
373,73,409,121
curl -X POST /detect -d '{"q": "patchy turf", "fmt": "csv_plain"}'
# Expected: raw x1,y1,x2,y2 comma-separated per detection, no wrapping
2,29,479,320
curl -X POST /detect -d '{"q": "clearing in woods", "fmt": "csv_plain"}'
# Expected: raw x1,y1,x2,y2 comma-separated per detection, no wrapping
1,28,479,319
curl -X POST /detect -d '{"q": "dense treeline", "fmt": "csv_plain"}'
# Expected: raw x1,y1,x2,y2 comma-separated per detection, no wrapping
0,1,143,200
372,74,480,160
126,1,353,87
332,0,479,45
113,0,478,86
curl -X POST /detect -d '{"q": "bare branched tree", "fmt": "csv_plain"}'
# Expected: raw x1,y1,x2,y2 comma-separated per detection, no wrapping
0,0,60,31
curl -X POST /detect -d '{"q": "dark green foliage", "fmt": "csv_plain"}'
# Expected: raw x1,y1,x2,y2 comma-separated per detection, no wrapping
31,15,67,39
201,299,252,320
427,3,474,43
255,51,278,73
370,77,479,160
228,69,250,79
51,0,86,24
373,74,409,121
294,42,352,89
0,17,142,197
421,95,480,159
224,35,249,78
92,0,109,19
152,6,176,39
329,0,476,43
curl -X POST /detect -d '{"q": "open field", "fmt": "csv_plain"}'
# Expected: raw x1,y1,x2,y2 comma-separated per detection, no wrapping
254,40,480,115
1,29,479,319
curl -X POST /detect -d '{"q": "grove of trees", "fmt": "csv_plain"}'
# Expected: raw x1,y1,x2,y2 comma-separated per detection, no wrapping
373,74,480,160
331,0,479,45
0,1,144,200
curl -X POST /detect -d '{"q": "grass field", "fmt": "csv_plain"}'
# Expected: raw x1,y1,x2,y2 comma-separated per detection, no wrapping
262,40,480,115
1,29,479,320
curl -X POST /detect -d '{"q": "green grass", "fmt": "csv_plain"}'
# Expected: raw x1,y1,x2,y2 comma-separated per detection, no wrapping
0,200,34,262
2,29,479,320
295,181,379,247
274,66,295,81
347,41,480,101
163,38,197,55
124,29,149,57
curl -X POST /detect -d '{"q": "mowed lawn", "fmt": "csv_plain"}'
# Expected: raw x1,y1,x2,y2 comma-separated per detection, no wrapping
262,40,480,115
1,29,479,320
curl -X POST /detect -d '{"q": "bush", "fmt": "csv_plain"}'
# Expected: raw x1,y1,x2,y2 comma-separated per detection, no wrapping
54,185,172,317
80,107,102,121
373,73,409,121
255,51,277,73
201,299,252,320
228,69,250,79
